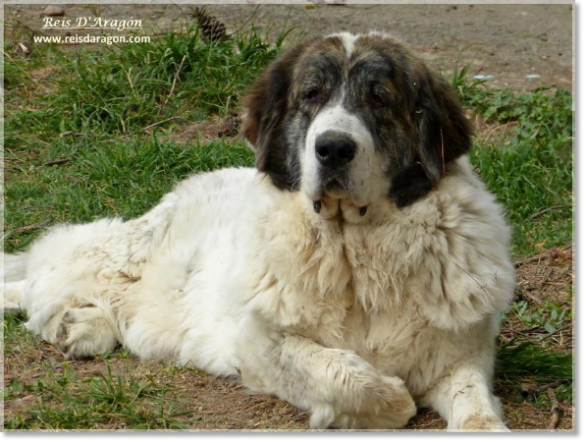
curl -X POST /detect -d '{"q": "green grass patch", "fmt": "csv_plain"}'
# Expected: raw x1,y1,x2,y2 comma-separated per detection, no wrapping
453,66,574,255
509,299,571,334
497,340,572,383
4,361,191,430
3,312,38,355
496,339,573,405
5,24,282,140
4,137,254,252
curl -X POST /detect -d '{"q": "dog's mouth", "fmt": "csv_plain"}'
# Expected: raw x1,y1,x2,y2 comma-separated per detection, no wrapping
307,172,369,220
311,178,368,218
313,177,348,207
312,198,368,220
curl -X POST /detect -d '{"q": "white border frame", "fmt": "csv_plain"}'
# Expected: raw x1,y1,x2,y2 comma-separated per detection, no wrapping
0,1,580,441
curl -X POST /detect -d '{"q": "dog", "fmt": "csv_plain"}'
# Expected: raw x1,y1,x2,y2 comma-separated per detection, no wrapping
3,32,515,430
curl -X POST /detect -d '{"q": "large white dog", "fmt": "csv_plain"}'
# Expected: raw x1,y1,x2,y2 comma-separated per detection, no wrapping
3,32,515,430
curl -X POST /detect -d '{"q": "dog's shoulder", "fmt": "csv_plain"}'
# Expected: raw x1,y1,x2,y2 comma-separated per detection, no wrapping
397,156,515,330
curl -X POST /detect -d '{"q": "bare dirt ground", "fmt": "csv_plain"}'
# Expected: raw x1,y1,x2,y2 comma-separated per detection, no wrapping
3,2,574,432
5,2,573,92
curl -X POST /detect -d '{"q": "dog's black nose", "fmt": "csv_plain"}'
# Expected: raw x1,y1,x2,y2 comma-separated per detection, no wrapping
315,132,357,168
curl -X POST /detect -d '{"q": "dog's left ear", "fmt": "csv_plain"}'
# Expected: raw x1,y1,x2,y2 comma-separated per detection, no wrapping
241,44,306,190
391,66,473,207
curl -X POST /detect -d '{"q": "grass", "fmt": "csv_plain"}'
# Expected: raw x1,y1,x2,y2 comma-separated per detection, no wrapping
509,299,570,334
452,66,574,255
3,21,574,429
4,360,190,429
2,313,195,429
4,136,254,252
6,24,281,138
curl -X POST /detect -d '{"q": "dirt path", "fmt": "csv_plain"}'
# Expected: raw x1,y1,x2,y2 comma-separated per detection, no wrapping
5,3,573,92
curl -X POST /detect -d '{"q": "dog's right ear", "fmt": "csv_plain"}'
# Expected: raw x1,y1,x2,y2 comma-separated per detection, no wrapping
241,45,304,190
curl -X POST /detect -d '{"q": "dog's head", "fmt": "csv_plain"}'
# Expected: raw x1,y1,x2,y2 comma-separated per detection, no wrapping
242,32,472,220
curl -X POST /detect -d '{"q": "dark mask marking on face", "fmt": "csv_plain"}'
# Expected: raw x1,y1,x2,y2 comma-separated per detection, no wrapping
241,34,472,208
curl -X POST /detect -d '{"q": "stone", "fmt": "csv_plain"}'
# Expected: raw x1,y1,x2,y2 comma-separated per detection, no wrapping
42,6,65,17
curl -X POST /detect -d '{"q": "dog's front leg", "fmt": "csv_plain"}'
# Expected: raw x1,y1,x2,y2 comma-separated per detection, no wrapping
421,361,508,432
236,321,416,429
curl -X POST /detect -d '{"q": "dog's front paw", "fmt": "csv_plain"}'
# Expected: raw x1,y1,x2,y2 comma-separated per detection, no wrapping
350,375,417,429
455,415,510,432
309,374,417,429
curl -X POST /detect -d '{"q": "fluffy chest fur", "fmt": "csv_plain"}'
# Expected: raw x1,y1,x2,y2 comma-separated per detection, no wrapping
240,159,513,393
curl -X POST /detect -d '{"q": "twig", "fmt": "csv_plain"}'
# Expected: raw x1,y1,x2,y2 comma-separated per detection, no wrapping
454,262,490,296
533,324,572,345
59,132,86,137
502,326,536,339
234,4,260,35
546,387,561,429
528,205,568,221
124,67,135,93
165,55,187,104
540,380,565,392
44,157,71,167
515,287,543,305
539,267,554,290
141,116,183,132
12,222,50,235
514,244,574,268
514,253,545,268
479,120,516,143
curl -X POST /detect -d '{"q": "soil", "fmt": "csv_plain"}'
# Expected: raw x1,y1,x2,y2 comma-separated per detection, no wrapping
4,3,573,93
4,334,574,431
516,246,573,307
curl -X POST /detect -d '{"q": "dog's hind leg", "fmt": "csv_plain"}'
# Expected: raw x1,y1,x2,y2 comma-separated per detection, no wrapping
52,303,120,360
3,252,29,314
2,280,27,314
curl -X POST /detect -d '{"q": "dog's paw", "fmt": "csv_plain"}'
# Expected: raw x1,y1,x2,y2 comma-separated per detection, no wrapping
2,281,26,315
309,403,336,429
347,375,417,429
456,415,510,432
310,374,417,429
55,306,118,360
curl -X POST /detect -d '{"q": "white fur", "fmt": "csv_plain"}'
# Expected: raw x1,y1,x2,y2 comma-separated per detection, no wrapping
3,155,515,430
328,31,359,58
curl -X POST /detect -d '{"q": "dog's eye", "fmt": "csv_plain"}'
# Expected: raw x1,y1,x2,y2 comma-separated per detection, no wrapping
371,91,388,107
304,88,321,102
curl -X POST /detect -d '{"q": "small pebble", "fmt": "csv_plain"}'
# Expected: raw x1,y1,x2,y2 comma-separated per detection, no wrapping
42,6,65,17
473,75,495,81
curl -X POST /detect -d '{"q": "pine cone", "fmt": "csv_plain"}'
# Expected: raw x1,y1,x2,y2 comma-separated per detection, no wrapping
218,113,241,138
191,7,230,43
